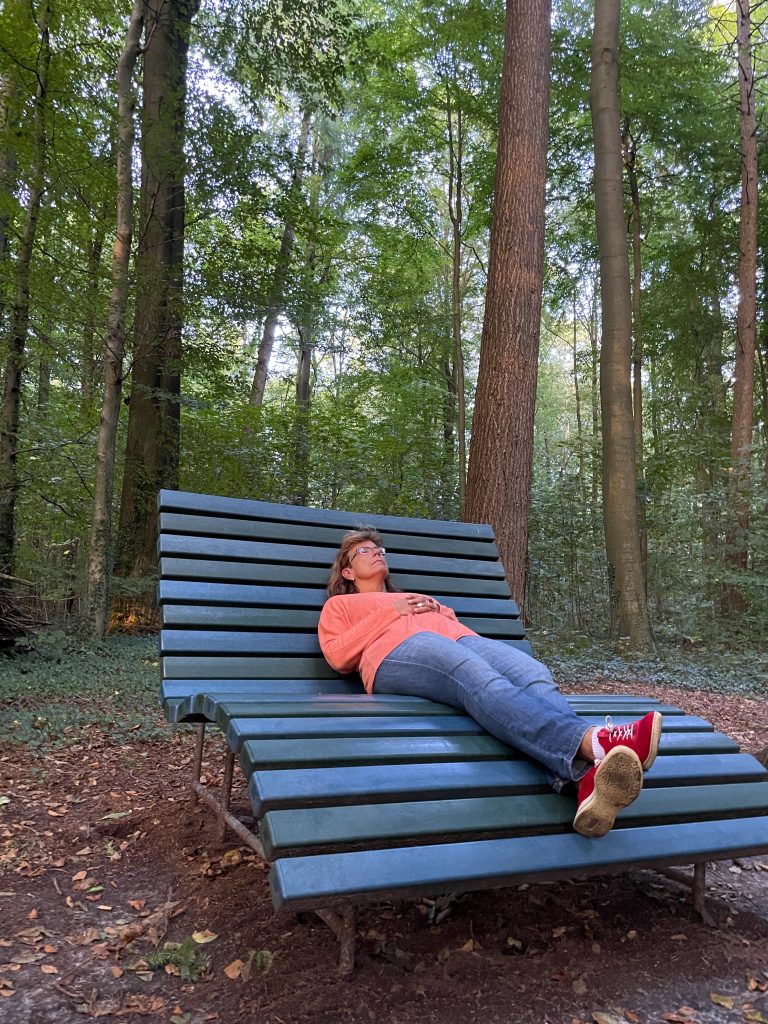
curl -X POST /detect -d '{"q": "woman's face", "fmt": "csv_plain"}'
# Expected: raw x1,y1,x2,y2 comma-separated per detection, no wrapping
342,542,388,591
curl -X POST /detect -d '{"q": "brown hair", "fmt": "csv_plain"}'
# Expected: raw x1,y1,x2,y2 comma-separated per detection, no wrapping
326,527,399,597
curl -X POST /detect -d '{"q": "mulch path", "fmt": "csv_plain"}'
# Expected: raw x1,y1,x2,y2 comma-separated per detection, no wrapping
1,681,767,1024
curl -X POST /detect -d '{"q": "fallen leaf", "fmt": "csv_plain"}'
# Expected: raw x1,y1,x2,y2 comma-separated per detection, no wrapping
624,1012,641,1023
110,966,123,979
10,952,45,964
27,909,38,921
254,950,273,974
219,850,242,869
128,900,146,912
72,870,87,882
40,965,58,975
100,811,132,821
0,797,10,807
743,1012,768,1024
747,977,768,993
572,977,588,996
192,930,218,944
43,945,57,954
224,959,243,980
671,933,688,942
593,1012,624,1024
0,941,11,949
459,939,474,953
709,993,734,1009
0,989,14,998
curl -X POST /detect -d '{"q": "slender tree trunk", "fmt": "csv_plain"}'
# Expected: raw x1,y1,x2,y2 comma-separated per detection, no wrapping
446,85,466,510
116,0,200,580
81,224,106,419
464,0,551,607
0,4,51,577
572,290,588,511
0,76,19,319
590,0,652,648
294,317,313,506
249,109,312,408
622,123,647,588
588,290,601,540
84,0,144,638
724,0,757,615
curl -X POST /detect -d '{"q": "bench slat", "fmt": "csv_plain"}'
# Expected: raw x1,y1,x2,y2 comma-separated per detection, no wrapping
157,581,521,618
248,753,766,813
158,535,507,580
161,655,341,679
225,715,717,754
238,730,738,773
160,557,512,596
261,782,768,859
269,815,768,911
159,512,500,560
158,489,494,539
160,605,526,639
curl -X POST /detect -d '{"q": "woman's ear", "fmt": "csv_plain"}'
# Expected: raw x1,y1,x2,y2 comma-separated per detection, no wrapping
341,567,355,582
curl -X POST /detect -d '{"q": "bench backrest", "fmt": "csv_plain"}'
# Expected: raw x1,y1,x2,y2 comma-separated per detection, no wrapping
157,489,529,686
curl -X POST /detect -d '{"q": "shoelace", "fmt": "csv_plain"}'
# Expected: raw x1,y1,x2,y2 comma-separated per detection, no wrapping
604,716,636,743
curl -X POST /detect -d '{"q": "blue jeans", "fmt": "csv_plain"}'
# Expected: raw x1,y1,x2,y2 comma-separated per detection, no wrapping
373,633,590,791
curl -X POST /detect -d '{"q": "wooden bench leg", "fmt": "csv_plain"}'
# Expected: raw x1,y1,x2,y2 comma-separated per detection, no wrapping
315,905,357,975
218,750,236,841
191,724,206,806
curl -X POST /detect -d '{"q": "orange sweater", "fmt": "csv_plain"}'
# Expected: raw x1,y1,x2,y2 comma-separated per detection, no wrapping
318,591,477,693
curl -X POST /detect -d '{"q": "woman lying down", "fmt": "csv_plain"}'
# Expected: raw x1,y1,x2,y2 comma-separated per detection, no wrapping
318,528,662,838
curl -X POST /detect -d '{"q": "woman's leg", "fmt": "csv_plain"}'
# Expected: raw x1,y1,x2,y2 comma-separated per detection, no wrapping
373,632,589,790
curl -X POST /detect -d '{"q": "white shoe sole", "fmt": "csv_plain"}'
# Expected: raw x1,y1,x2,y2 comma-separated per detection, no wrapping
573,747,643,838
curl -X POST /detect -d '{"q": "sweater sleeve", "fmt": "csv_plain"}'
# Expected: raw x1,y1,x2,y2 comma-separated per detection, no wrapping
318,597,403,674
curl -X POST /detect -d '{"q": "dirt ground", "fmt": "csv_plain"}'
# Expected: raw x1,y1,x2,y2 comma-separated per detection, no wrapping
1,679,767,1024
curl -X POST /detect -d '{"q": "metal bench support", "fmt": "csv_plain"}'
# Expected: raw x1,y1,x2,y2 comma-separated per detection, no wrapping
191,723,206,805
315,905,357,974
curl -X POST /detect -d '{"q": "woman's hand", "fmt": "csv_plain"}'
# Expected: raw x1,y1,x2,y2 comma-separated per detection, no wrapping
392,595,440,616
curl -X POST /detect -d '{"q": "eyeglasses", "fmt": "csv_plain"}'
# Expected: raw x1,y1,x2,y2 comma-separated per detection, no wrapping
349,545,386,562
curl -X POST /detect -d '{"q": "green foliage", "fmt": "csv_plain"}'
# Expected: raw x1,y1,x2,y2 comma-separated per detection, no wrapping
0,635,169,750
143,939,211,982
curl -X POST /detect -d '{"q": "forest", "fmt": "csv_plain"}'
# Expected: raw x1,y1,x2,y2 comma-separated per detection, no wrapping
0,0,766,651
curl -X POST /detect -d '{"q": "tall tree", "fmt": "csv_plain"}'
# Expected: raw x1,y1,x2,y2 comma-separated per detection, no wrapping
724,0,757,614
590,0,651,647
0,1,51,576
85,0,144,638
249,109,312,409
115,0,200,580
464,0,551,606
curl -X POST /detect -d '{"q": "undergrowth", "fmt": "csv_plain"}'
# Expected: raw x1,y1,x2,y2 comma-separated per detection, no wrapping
0,631,171,749
532,630,768,698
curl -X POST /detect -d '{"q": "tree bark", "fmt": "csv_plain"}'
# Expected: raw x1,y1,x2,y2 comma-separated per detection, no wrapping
115,0,200,580
724,0,757,615
622,122,647,589
249,109,312,408
464,0,551,608
84,0,144,638
0,3,51,577
446,84,466,510
590,0,652,647
81,224,106,420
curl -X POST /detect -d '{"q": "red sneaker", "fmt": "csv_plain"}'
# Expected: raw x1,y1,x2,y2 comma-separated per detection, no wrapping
573,747,643,838
596,711,663,770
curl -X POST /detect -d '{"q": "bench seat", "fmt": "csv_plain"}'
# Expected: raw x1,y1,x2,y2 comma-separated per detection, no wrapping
157,488,768,970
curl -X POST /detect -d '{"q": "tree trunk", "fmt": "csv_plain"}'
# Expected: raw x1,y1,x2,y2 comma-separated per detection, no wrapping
294,318,313,506
84,0,144,638
572,290,588,511
446,85,466,510
249,109,312,408
464,0,551,608
81,224,106,420
724,0,757,615
0,75,19,315
0,4,51,577
590,0,652,648
622,122,647,589
115,0,200,581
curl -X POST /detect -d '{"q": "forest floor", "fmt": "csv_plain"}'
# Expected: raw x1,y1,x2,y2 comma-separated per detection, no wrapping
0,634,767,1024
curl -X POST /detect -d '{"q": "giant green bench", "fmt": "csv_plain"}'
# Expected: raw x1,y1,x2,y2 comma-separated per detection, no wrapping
157,488,768,972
